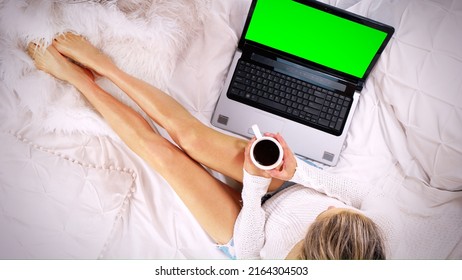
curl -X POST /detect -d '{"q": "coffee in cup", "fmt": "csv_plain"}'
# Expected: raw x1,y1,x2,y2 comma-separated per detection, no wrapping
250,124,284,170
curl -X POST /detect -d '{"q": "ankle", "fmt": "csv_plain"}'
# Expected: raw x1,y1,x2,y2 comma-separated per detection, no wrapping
105,65,125,83
68,72,96,92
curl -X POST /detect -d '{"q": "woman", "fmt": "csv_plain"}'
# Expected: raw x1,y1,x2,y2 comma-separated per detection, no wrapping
27,33,394,259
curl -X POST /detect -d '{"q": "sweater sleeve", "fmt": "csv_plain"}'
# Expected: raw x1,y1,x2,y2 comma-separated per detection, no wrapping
290,158,372,208
233,170,271,259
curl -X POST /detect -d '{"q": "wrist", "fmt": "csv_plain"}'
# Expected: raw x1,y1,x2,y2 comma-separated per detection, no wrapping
243,169,272,190
244,164,271,178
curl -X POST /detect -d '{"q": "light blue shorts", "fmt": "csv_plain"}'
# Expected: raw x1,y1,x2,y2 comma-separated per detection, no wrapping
217,239,236,259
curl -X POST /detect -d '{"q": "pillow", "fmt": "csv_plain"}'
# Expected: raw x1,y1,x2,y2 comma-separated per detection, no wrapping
0,0,209,137
357,0,462,191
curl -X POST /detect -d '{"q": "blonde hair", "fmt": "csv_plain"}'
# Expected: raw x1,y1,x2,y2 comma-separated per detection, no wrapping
299,210,386,260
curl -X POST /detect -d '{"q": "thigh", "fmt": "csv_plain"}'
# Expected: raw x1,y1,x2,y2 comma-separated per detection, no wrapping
170,117,247,183
141,132,241,244
173,119,285,191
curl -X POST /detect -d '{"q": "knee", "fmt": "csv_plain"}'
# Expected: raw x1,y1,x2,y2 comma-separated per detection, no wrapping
137,132,182,168
176,129,202,153
170,122,207,155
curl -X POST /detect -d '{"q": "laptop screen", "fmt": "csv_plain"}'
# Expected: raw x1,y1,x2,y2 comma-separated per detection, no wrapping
243,0,393,79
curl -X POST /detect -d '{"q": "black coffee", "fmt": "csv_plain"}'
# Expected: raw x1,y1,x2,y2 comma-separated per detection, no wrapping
253,139,280,166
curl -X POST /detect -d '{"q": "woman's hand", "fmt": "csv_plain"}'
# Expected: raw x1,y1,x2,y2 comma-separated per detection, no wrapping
266,133,297,181
243,133,297,181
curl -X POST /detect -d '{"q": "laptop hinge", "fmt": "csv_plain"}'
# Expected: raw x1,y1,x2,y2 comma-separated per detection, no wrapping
356,81,364,92
248,51,356,95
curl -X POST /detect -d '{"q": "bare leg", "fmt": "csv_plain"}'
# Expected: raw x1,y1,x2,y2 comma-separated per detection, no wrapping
52,33,285,191
27,42,241,244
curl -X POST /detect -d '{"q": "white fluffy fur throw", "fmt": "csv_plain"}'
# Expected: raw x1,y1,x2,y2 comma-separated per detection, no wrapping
0,0,209,137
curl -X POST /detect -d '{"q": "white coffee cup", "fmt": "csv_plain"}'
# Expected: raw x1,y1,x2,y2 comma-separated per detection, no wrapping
250,124,284,170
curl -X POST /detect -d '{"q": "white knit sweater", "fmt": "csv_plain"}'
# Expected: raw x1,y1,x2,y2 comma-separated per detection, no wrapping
233,158,401,259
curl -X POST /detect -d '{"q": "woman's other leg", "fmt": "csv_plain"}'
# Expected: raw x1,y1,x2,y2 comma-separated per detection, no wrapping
27,42,240,244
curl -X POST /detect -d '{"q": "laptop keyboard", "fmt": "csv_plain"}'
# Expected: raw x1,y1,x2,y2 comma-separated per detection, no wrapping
228,60,352,135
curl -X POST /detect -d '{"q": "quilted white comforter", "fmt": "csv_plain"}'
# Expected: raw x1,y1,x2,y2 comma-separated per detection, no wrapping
0,0,461,259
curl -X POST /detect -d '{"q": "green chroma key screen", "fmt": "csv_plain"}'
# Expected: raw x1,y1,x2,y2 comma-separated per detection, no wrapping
245,0,388,78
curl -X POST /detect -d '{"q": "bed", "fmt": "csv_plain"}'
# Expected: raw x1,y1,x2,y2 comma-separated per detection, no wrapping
0,0,461,259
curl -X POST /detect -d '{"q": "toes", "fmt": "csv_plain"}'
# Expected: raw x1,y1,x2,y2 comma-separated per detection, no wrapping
27,42,37,56
27,40,45,59
54,32,80,42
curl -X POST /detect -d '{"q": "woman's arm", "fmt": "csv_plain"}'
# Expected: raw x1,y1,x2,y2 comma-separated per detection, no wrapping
233,137,274,259
290,158,370,208
267,133,371,208
233,170,271,259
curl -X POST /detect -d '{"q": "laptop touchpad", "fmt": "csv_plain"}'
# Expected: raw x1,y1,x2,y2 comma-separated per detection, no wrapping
246,112,285,138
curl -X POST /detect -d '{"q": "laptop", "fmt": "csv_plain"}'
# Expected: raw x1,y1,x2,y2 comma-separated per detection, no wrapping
211,0,394,166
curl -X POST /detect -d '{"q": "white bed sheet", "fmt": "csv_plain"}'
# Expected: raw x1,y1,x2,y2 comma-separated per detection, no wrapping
0,0,461,259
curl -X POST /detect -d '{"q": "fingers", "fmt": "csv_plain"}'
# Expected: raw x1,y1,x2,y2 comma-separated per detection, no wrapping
266,160,287,178
266,133,297,181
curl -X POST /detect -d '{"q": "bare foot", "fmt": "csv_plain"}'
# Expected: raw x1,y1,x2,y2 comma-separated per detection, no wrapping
27,41,94,85
53,33,114,77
